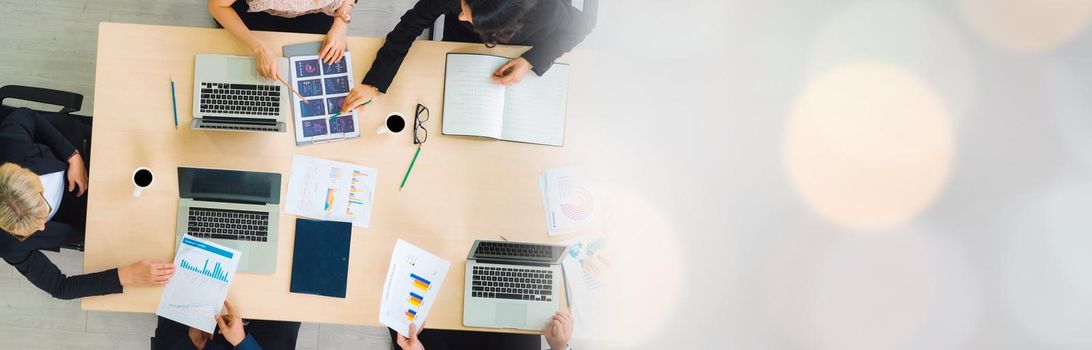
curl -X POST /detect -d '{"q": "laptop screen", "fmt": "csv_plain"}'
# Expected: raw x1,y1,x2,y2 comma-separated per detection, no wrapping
468,240,568,265
178,167,281,205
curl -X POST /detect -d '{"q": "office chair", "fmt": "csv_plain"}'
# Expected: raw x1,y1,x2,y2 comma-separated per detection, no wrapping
0,84,92,252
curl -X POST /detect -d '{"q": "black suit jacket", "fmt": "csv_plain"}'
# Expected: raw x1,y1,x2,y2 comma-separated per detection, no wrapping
0,108,122,299
362,0,594,92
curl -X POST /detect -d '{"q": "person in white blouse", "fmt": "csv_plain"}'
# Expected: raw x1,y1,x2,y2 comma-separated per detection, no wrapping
0,108,173,299
207,0,358,81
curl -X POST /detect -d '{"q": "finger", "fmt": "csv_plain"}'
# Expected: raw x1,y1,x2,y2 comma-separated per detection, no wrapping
408,323,418,341
332,48,343,64
494,61,515,77
396,335,408,347
68,176,76,192
323,43,336,63
320,43,333,63
77,181,87,196
342,94,364,114
224,300,236,317
324,42,336,63
215,315,228,330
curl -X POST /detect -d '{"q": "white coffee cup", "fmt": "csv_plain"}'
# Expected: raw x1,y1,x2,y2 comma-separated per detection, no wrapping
132,167,153,198
377,113,407,134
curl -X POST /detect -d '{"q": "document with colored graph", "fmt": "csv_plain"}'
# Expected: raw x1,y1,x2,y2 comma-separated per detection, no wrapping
379,239,451,336
540,167,606,236
284,154,379,227
156,235,241,333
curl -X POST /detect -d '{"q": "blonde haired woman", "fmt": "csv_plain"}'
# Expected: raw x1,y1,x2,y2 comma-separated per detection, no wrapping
208,0,358,81
0,108,173,299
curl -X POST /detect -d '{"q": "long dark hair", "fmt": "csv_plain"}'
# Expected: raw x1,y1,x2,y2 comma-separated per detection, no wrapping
464,0,538,47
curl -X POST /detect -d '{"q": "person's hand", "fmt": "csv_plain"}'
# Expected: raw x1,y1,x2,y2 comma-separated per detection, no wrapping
117,259,175,286
66,151,88,197
254,45,282,81
320,21,348,64
341,84,379,114
216,301,247,346
491,57,533,85
395,322,426,350
187,327,212,350
545,311,574,350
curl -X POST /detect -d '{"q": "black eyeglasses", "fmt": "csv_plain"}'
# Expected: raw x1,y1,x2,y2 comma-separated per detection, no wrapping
414,104,429,145
40,192,52,217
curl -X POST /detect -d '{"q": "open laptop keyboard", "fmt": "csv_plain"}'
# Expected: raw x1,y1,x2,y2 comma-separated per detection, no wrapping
471,266,553,302
474,241,556,259
187,207,269,242
199,82,281,117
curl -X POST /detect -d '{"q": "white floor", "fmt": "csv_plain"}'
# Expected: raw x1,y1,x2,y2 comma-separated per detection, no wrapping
0,0,416,348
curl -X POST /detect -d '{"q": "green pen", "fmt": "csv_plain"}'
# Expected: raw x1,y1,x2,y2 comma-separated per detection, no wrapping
330,98,372,120
399,145,422,191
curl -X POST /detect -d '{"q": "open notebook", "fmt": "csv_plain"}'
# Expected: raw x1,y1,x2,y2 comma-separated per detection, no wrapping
442,53,570,146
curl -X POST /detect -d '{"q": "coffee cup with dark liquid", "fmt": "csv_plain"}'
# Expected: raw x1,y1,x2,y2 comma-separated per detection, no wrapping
377,113,407,135
132,167,153,198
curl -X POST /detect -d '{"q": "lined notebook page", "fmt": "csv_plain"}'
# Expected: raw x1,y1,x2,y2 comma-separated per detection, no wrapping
442,54,509,139
501,63,570,146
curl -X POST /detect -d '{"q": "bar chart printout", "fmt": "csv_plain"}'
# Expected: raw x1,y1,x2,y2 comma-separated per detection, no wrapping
285,154,378,227
156,235,241,333
379,239,451,336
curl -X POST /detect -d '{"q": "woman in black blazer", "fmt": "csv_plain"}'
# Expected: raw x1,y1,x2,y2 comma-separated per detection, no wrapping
0,108,174,299
340,0,594,113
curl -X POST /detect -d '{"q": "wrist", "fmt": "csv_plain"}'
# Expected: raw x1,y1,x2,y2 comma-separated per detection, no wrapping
330,19,348,33
117,267,131,286
250,43,270,55
228,334,245,346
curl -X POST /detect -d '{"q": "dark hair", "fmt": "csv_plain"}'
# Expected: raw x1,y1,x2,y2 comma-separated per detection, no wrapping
464,0,538,47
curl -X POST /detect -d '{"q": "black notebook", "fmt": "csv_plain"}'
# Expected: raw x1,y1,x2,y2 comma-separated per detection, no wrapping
290,219,352,298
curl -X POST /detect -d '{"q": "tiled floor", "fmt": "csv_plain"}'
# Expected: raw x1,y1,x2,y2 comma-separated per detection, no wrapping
0,249,391,349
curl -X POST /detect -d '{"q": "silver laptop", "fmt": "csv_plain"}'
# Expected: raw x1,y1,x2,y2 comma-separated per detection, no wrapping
463,240,569,331
192,54,289,132
174,167,281,274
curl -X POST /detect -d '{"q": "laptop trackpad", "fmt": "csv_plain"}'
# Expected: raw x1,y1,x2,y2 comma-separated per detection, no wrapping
227,58,260,81
495,303,527,328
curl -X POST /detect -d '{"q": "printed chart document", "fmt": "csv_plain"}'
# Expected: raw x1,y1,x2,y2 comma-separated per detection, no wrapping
289,53,361,145
540,167,605,235
285,154,378,227
442,53,569,146
156,235,241,333
379,239,451,336
560,235,611,340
